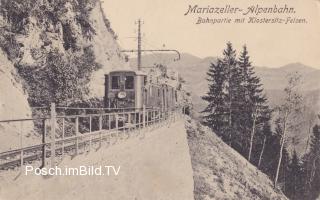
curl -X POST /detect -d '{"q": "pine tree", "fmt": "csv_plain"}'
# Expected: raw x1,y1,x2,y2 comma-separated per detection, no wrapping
221,42,238,146
237,45,271,162
202,42,239,144
202,60,229,139
202,43,272,160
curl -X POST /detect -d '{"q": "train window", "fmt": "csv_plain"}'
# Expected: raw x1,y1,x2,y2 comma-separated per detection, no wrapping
125,76,134,89
111,76,120,89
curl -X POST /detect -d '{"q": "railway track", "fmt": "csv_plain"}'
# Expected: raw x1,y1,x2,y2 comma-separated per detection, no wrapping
0,115,171,172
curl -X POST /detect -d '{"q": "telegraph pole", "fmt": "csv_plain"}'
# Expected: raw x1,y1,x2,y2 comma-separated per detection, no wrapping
137,19,142,70
121,19,181,70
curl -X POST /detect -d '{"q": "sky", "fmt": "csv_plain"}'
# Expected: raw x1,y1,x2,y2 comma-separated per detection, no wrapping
102,0,320,68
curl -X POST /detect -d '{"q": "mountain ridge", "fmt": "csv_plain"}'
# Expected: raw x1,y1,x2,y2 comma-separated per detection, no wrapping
130,53,320,155
129,53,320,92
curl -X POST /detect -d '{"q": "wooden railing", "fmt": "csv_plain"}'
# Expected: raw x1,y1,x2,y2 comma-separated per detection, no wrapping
0,103,183,172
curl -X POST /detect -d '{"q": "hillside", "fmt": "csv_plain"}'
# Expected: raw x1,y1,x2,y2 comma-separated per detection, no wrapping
185,117,288,200
0,49,39,152
0,50,31,121
0,0,127,151
0,0,127,100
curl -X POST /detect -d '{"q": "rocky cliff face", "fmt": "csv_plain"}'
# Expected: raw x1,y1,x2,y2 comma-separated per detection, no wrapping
87,1,129,97
0,50,31,120
0,0,127,150
0,0,127,100
0,0,130,104
0,49,36,151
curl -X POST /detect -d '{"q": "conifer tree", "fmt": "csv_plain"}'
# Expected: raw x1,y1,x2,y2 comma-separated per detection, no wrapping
202,60,229,139
237,45,271,161
202,43,272,156
221,42,238,146
202,42,238,143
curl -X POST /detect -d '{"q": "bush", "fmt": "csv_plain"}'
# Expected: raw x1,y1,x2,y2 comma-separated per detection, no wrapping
18,46,101,107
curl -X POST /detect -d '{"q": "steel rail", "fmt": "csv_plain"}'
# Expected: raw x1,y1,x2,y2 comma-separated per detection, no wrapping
0,110,177,171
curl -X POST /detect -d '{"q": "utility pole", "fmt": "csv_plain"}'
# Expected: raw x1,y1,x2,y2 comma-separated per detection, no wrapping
121,19,181,70
137,19,142,70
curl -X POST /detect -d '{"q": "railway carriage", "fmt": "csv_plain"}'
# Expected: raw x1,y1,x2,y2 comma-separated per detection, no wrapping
104,70,177,111
104,70,145,109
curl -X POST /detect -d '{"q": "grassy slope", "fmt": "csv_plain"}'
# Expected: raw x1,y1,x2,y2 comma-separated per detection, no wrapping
185,118,288,200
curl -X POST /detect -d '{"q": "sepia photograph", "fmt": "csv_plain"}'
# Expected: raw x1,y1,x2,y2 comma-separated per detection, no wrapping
0,0,319,199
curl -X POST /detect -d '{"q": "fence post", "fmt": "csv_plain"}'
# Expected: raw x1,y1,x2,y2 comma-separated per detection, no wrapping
154,109,157,128
50,103,56,167
136,112,140,132
115,114,119,137
62,118,65,157
146,110,149,127
108,114,111,130
128,113,131,125
143,105,146,128
159,108,162,125
99,114,102,147
89,116,92,151
40,119,46,168
156,109,158,125
20,121,23,172
75,117,79,155
133,111,139,133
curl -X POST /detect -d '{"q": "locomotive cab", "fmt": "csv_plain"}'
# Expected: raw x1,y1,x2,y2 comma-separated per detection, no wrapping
104,70,147,110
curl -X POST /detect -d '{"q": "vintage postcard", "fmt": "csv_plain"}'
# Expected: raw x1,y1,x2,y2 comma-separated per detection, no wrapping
0,0,319,199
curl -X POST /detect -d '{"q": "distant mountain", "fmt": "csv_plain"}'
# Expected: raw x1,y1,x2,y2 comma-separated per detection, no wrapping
130,54,320,109
131,53,320,155
255,63,320,91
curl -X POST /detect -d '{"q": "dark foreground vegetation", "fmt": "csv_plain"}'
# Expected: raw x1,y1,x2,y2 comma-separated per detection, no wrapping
201,42,320,200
